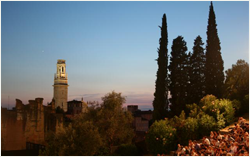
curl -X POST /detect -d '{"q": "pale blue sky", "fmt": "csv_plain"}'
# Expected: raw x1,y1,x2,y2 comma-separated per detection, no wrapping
1,1,249,110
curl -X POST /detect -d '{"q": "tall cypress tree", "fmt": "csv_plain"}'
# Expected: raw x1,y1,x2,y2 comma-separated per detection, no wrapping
190,36,206,104
152,14,168,121
205,2,224,98
186,51,192,105
169,36,189,117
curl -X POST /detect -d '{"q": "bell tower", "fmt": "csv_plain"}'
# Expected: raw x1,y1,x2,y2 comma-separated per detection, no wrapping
53,59,68,112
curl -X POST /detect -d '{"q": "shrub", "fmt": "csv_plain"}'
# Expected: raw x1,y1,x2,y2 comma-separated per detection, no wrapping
171,111,199,145
242,94,249,113
95,147,110,156
146,120,177,155
186,103,201,118
146,95,237,155
183,117,199,141
232,99,241,116
171,111,187,145
219,99,234,125
216,110,225,129
198,113,217,137
199,95,235,126
40,121,102,156
114,144,138,156
199,94,217,107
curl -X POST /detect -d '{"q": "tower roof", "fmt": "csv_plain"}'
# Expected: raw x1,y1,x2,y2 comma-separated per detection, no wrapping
57,59,65,64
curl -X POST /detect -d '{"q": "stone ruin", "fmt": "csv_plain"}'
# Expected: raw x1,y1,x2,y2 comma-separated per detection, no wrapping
1,98,64,150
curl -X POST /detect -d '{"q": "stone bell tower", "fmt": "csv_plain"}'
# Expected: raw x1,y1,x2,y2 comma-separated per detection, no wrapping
53,59,68,112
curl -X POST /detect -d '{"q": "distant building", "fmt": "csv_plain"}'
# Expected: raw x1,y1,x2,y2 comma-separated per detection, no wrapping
127,105,153,132
53,59,68,112
133,110,153,132
67,99,88,116
127,105,139,113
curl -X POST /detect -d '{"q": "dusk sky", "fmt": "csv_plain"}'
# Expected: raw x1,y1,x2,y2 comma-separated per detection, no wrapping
1,1,249,110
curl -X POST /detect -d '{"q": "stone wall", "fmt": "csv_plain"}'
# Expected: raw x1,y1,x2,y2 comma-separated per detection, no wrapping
1,108,26,150
1,98,64,151
134,117,149,132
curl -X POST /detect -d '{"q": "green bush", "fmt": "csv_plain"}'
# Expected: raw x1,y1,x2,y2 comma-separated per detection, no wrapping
199,95,235,126
146,120,177,155
242,94,249,113
95,147,110,156
232,99,241,116
40,121,102,156
183,117,199,141
200,94,217,107
198,113,217,137
146,95,237,155
170,111,199,145
114,144,138,156
186,103,201,118
219,99,234,125
216,110,226,129
171,111,187,145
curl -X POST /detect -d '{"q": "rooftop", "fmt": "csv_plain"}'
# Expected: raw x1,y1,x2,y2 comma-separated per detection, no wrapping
57,59,65,64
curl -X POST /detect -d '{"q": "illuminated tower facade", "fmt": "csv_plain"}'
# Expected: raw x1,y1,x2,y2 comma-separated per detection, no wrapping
53,59,68,112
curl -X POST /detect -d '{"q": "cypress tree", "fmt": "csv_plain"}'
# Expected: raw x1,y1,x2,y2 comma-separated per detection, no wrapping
186,51,192,105
152,14,168,121
205,2,224,98
169,36,189,117
190,36,206,104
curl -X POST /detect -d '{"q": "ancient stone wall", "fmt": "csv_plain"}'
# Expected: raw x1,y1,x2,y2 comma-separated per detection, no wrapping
1,98,64,151
1,108,26,150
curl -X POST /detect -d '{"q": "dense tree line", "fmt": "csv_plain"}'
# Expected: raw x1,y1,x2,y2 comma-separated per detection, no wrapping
153,2,248,120
168,35,206,117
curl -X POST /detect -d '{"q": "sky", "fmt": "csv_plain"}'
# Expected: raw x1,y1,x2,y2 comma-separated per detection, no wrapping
1,1,249,110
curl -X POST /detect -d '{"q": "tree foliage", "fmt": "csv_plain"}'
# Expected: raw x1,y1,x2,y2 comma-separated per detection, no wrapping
41,91,134,155
189,36,206,104
199,95,235,126
197,113,217,137
242,95,249,113
114,144,139,156
224,59,249,113
170,111,199,145
205,2,224,98
169,36,189,117
146,119,177,155
82,91,134,155
40,121,102,156
184,117,199,140
147,95,236,155
97,92,134,153
153,14,169,121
